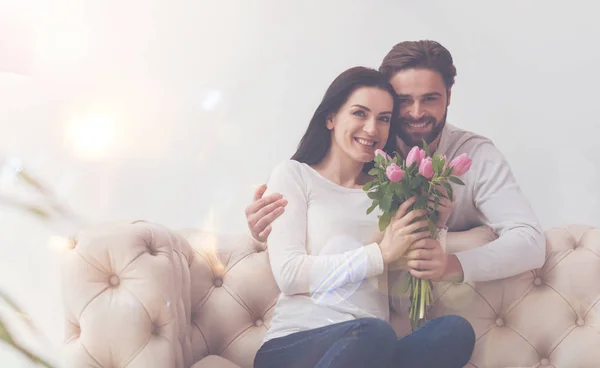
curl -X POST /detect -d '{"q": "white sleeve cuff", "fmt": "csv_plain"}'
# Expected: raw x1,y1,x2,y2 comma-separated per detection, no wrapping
438,226,448,252
453,252,470,284
364,242,385,279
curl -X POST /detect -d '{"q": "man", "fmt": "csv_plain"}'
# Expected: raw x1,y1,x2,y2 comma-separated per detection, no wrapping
245,40,545,285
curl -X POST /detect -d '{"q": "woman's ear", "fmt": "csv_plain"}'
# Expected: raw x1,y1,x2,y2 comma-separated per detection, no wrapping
326,115,334,130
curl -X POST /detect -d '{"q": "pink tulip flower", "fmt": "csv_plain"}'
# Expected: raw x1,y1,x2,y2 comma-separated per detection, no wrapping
449,153,472,176
418,157,434,179
386,164,404,182
374,149,392,161
406,146,427,167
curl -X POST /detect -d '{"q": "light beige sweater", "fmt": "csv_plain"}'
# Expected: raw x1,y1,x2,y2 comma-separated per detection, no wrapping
432,123,545,283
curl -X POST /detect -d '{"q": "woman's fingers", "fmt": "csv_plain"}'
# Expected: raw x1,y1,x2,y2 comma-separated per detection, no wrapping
393,196,418,221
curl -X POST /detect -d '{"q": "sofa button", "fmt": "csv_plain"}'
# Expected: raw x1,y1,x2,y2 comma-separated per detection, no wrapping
213,278,223,287
576,318,585,326
109,275,120,287
540,358,549,366
533,277,542,286
254,319,263,327
495,318,504,327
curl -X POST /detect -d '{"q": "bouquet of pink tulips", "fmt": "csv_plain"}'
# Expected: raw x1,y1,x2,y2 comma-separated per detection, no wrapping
363,141,472,330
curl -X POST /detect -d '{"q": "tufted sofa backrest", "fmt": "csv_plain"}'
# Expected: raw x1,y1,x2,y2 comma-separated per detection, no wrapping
181,229,280,367
62,222,600,368
62,222,196,368
430,225,600,367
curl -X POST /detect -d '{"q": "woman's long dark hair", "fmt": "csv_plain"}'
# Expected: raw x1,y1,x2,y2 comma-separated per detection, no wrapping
290,66,400,173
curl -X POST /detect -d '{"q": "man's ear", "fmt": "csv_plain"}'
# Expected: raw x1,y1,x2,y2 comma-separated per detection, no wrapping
446,89,452,106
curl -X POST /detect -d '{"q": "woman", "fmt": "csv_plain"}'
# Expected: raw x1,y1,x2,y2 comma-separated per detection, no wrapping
253,67,475,368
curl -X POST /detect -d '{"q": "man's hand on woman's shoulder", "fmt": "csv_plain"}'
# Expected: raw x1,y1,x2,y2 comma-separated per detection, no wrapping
246,183,288,243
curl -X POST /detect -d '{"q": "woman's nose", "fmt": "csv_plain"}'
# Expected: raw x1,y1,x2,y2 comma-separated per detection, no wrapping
363,119,377,135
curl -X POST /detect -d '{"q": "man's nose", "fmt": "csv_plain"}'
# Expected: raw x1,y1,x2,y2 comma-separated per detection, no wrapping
408,103,426,120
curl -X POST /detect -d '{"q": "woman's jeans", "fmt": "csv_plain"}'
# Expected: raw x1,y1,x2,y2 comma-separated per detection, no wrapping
253,315,475,368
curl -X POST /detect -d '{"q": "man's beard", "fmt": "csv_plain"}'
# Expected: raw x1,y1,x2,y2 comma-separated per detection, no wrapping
397,109,447,148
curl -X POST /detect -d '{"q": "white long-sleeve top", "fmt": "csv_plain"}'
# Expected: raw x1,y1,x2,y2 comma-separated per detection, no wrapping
262,160,392,343
430,123,546,282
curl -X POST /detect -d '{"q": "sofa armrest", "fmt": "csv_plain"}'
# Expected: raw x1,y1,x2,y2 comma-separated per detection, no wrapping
61,221,195,368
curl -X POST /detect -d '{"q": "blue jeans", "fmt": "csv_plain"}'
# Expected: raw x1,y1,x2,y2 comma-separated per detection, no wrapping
253,315,475,368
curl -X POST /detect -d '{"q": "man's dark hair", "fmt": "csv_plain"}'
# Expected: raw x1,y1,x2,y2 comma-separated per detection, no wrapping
379,40,457,89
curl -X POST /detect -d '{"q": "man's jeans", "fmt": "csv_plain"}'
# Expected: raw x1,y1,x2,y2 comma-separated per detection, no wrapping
253,315,475,368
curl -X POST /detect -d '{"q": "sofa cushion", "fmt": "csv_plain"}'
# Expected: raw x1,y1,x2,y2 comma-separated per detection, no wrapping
191,355,241,368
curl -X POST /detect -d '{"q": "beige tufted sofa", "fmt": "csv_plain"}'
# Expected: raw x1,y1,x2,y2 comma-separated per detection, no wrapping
60,221,600,368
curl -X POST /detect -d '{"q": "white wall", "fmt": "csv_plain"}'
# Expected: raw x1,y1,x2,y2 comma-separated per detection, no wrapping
1,0,599,365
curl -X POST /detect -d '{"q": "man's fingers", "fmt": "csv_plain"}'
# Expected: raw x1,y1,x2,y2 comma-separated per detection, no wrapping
407,259,436,271
253,204,286,232
410,238,437,250
257,225,272,242
253,184,268,201
436,184,449,198
246,193,284,216
406,248,432,261
429,197,451,208
254,197,287,220
408,268,437,280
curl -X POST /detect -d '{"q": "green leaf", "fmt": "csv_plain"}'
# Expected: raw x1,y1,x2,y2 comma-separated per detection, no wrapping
367,191,379,200
0,319,14,344
380,193,393,213
0,312,56,368
368,168,379,176
422,139,429,156
395,272,411,295
428,211,439,224
378,212,392,231
393,183,405,198
414,195,428,209
409,176,421,190
449,176,465,185
366,200,379,214
363,180,378,191
428,219,438,234
433,155,443,174
440,181,453,201
389,200,400,214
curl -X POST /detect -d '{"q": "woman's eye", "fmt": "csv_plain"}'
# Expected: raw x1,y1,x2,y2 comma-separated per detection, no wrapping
353,110,366,117
380,116,391,123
